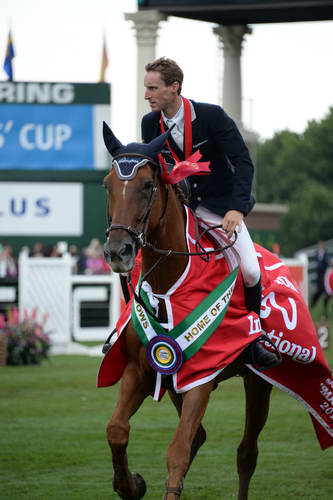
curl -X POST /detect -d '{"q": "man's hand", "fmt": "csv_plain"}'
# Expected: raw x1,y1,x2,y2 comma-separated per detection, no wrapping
222,210,244,238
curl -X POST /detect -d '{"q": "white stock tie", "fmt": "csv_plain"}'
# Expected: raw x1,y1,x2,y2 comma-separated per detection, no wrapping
166,119,184,151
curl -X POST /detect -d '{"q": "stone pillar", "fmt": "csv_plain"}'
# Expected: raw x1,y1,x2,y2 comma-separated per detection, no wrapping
125,10,167,140
213,24,252,130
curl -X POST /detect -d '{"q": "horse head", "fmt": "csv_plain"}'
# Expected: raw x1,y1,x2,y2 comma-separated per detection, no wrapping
102,122,172,273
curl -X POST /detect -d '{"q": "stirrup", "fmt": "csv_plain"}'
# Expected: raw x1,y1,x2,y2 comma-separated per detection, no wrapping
245,334,282,372
102,328,116,354
258,334,282,360
164,479,184,498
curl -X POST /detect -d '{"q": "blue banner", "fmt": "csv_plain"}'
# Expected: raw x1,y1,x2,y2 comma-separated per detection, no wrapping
0,104,94,169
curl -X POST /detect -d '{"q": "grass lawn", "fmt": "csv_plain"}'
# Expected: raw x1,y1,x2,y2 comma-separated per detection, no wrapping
1,317,333,499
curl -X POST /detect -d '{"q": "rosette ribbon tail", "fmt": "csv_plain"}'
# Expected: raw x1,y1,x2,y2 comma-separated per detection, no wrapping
159,150,211,185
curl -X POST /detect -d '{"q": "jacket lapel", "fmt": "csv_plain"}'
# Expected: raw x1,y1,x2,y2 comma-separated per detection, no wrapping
167,133,185,160
191,114,203,151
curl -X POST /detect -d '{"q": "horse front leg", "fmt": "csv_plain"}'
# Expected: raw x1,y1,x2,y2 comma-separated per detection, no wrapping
167,389,207,471
164,381,214,500
237,371,272,500
107,363,151,500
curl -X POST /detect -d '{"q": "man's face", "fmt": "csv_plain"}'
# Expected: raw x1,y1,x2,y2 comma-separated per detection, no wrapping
144,71,179,112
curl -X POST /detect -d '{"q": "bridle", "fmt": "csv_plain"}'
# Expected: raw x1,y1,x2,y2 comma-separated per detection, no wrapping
105,167,166,250
105,161,237,260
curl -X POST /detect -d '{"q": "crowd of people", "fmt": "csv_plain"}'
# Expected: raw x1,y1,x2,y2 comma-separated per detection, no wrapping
0,238,111,278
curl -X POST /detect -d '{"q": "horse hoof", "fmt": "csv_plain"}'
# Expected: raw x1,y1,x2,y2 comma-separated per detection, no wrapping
132,473,147,499
114,473,146,500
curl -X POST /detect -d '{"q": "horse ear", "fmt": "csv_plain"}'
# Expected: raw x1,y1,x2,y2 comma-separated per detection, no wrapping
147,127,173,157
103,121,124,157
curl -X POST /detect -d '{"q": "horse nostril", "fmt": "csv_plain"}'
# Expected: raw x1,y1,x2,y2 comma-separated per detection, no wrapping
120,243,134,259
103,242,134,265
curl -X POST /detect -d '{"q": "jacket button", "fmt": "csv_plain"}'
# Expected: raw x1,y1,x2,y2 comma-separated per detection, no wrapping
193,183,197,188
197,196,202,202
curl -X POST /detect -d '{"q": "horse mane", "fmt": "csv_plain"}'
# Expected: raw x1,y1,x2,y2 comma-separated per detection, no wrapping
172,183,189,207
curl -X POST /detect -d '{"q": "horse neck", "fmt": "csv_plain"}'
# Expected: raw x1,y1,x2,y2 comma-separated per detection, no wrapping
141,186,188,294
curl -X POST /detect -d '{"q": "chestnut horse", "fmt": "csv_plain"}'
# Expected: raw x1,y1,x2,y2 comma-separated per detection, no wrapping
102,123,272,500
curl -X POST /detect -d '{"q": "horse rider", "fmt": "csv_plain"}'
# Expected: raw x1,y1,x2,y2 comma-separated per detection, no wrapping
311,240,330,307
141,57,281,371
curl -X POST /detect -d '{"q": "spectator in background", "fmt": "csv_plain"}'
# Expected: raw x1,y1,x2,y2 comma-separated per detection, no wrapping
76,247,88,274
0,242,17,278
69,244,80,274
84,238,110,275
68,244,90,274
44,245,58,257
311,240,329,307
31,241,45,257
44,241,67,258
272,242,281,257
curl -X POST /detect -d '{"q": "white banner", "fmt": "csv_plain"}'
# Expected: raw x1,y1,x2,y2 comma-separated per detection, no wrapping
0,182,83,235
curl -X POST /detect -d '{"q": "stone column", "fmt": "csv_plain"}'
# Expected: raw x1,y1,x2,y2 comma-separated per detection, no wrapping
214,24,259,195
213,24,252,130
125,10,167,140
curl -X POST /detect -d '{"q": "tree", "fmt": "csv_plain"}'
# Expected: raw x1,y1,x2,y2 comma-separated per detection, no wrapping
302,109,333,186
281,182,333,255
255,130,305,203
254,107,333,254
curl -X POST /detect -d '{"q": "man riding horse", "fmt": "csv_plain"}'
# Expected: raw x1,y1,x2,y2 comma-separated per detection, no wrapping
141,57,280,371
100,119,333,500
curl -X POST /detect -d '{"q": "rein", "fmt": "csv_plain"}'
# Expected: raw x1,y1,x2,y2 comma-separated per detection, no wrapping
105,173,237,259
127,215,237,323
143,220,237,257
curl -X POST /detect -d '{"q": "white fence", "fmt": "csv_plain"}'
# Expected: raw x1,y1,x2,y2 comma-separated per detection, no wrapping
19,252,121,355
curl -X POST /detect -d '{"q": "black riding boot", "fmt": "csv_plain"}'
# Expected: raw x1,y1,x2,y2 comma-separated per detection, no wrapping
243,279,282,371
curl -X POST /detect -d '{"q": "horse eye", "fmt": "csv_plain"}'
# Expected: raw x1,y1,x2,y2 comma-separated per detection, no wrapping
143,180,154,191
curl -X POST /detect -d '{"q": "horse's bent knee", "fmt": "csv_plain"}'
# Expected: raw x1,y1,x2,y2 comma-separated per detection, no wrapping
106,420,130,448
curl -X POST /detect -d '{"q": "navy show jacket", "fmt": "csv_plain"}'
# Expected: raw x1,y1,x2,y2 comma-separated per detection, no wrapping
141,100,255,217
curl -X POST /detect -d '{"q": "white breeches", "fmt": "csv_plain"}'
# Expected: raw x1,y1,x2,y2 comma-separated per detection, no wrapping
195,205,261,288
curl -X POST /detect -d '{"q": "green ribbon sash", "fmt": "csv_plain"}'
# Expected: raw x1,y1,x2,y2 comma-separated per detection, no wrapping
132,266,239,362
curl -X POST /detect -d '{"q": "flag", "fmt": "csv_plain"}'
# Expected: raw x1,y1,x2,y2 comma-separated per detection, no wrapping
99,36,109,82
3,31,15,81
